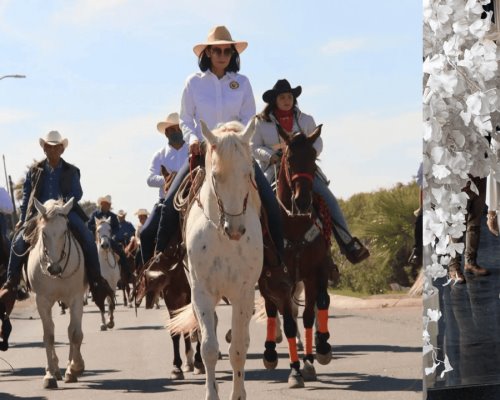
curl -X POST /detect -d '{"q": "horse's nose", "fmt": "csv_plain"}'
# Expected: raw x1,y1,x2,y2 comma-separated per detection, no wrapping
224,223,245,241
47,263,62,276
101,242,110,250
294,192,312,213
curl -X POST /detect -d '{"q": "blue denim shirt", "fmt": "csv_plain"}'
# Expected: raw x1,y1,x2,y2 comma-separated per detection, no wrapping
20,159,83,222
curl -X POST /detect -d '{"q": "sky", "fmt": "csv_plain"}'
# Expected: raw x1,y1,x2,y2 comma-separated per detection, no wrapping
0,0,421,224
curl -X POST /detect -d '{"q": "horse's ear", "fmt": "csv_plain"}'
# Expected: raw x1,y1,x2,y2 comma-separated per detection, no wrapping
307,124,322,144
62,197,74,215
277,124,292,144
105,217,111,223
94,217,99,225
240,118,255,144
200,120,217,146
34,198,46,216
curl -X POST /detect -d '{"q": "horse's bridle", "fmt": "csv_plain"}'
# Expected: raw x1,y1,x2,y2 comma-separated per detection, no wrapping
211,173,249,234
276,147,315,217
39,215,81,279
97,226,118,269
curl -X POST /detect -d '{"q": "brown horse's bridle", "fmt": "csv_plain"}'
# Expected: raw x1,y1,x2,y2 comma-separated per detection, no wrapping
277,147,315,217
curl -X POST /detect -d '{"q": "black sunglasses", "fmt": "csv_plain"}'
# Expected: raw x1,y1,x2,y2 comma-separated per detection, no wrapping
209,47,234,57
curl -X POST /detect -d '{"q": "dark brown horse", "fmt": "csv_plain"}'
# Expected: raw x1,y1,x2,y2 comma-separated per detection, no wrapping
261,125,333,386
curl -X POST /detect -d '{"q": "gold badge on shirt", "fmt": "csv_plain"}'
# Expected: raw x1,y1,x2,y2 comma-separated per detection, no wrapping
229,81,239,89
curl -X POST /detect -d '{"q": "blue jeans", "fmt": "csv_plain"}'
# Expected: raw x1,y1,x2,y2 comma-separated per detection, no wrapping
155,160,284,256
312,177,353,247
7,211,101,283
140,201,163,264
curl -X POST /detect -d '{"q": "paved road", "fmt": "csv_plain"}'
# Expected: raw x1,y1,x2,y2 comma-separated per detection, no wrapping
0,292,422,399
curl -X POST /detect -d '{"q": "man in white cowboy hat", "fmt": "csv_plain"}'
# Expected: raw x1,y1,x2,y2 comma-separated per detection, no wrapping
88,195,132,278
0,130,114,317
140,112,188,264
115,209,135,247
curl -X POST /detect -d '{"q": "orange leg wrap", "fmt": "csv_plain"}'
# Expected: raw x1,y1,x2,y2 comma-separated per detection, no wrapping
305,327,313,355
318,309,329,333
287,337,299,363
266,317,277,342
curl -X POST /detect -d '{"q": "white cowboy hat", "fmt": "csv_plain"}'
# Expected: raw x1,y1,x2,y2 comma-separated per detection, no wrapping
39,130,68,149
193,25,248,57
135,208,149,217
96,195,112,206
157,112,180,134
117,209,127,217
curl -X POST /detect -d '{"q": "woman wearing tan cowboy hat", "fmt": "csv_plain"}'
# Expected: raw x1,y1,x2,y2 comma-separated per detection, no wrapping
155,25,285,267
252,79,369,264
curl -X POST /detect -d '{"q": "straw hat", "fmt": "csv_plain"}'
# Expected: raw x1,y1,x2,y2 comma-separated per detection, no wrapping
135,208,149,217
117,209,127,217
97,195,112,206
262,79,302,104
39,130,68,149
193,25,248,57
157,112,180,134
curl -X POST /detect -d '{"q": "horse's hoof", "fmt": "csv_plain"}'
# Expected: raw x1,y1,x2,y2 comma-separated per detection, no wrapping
193,360,205,375
64,371,78,383
316,350,332,365
218,351,222,360
263,357,278,370
128,303,133,308
170,367,184,380
288,369,305,389
100,324,107,331
54,370,63,381
107,321,115,329
225,329,232,343
43,377,58,389
275,333,283,344
182,363,194,373
301,360,317,381
60,309,66,315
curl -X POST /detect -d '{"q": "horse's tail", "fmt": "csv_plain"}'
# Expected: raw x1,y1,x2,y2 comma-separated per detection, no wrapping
166,304,198,335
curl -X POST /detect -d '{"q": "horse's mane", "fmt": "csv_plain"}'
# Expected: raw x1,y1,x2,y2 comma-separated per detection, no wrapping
24,199,66,245
206,121,261,211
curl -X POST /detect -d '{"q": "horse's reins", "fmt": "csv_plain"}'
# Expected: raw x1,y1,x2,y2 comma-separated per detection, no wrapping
39,217,81,279
211,174,249,231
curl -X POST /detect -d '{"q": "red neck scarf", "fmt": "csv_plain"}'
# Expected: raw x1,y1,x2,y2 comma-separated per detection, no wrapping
274,109,294,132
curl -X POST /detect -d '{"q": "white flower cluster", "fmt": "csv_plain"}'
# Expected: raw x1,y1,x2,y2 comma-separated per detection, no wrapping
423,0,498,377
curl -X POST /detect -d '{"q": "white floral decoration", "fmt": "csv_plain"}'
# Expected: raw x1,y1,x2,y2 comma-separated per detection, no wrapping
423,0,498,377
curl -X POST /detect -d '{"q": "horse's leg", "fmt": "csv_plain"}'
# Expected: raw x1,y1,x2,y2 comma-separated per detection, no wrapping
263,298,279,370
169,332,184,379
183,332,194,372
100,302,107,331
293,283,304,351
36,295,60,388
315,265,332,365
192,290,218,400
229,288,254,400
281,296,304,388
107,294,115,329
194,335,204,374
65,297,85,382
301,280,318,381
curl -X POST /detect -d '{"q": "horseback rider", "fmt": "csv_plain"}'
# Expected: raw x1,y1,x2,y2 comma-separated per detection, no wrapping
0,130,114,315
251,79,370,264
88,195,131,279
0,186,13,274
140,112,188,264
116,209,136,248
154,26,285,263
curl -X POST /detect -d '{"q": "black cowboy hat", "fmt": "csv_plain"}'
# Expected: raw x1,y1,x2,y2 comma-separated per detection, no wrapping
262,79,302,104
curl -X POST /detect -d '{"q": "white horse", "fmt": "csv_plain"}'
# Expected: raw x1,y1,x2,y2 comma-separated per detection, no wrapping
95,217,120,331
27,198,86,389
169,120,263,400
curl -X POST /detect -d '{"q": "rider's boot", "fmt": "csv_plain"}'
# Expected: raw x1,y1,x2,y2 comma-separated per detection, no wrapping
0,278,19,316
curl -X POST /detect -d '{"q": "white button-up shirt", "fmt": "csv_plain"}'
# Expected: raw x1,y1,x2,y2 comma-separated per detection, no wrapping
147,143,188,199
180,70,256,145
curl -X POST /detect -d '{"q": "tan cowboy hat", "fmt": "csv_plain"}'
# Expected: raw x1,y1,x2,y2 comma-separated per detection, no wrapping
193,25,248,57
135,208,149,217
117,209,127,217
96,195,112,206
157,112,180,134
39,130,68,149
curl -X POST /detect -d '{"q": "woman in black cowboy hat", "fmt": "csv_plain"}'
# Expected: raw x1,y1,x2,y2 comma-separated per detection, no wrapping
252,79,369,264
